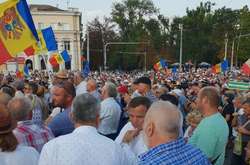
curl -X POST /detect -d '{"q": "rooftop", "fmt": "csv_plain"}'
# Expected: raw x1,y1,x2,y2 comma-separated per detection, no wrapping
29,4,65,12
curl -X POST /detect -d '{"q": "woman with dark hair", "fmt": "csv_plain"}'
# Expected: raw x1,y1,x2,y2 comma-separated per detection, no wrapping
0,104,39,165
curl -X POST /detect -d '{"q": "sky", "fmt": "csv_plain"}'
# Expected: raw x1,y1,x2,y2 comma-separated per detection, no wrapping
1,0,250,23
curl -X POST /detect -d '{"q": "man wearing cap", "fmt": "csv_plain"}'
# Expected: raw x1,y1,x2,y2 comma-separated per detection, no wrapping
47,81,76,137
136,76,157,103
52,70,68,85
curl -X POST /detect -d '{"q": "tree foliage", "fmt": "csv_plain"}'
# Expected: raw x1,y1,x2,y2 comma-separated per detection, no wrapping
84,0,250,70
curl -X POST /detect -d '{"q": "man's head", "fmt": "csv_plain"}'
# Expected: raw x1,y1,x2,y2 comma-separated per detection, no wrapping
143,101,182,149
101,82,117,100
72,93,100,127
52,70,68,85
74,71,84,86
242,98,250,115
233,95,245,109
8,96,32,121
52,81,76,108
196,86,220,115
0,92,12,105
87,79,97,93
127,97,151,130
137,77,151,94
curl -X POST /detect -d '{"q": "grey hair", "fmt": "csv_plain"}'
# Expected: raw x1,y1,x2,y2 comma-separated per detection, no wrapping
8,96,32,121
74,71,84,80
72,93,100,123
148,101,182,137
105,82,117,98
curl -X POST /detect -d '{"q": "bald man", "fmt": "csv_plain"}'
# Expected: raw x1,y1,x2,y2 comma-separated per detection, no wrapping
87,79,101,102
139,101,210,165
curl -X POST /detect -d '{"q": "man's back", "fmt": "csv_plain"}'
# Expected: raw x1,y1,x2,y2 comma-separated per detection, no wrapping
39,126,134,165
189,113,229,165
48,108,74,137
98,98,121,135
139,138,210,165
13,120,54,152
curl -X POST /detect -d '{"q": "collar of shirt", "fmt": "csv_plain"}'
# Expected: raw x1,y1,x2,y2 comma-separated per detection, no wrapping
73,125,98,134
17,120,33,126
139,138,185,161
103,97,115,102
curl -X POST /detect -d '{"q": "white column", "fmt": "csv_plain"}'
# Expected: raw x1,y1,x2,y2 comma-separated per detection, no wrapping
70,40,76,70
34,54,41,70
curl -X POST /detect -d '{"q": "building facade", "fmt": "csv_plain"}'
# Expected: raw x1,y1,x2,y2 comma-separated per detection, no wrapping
30,4,83,71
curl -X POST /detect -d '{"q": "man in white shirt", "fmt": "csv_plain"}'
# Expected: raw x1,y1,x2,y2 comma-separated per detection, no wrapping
98,82,121,138
115,96,151,156
74,71,87,96
39,94,136,165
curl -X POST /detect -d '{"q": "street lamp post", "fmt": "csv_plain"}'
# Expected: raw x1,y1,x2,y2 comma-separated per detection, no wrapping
179,24,183,71
104,42,149,70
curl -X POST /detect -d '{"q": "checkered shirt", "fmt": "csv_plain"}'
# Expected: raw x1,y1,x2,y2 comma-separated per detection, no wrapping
139,138,211,165
13,120,54,153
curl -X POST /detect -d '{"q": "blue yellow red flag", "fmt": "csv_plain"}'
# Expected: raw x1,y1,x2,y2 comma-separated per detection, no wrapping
0,0,39,63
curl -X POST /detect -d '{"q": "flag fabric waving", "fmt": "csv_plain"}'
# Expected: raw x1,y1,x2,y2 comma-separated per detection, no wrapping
212,59,229,74
0,0,39,64
153,59,168,71
83,61,90,77
61,50,70,62
41,27,57,51
241,59,250,76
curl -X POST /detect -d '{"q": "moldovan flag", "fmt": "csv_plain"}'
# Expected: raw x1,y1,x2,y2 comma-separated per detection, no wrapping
0,0,39,64
241,59,250,76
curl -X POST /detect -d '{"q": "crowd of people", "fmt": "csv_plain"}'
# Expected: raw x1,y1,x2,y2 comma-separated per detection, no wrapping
0,68,249,165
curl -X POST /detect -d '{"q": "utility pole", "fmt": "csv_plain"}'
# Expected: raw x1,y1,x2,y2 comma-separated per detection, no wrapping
87,26,90,62
224,33,228,59
230,40,235,71
179,24,183,71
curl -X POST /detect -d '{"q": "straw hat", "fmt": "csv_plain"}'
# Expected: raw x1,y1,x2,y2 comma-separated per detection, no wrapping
54,70,68,79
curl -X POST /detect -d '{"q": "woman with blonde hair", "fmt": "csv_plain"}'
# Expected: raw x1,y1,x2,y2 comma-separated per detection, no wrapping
184,110,203,140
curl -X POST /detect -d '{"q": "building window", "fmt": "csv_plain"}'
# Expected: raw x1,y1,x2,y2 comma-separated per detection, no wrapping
64,41,70,51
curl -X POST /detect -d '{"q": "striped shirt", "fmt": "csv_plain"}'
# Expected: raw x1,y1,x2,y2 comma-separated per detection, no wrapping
13,120,54,153
139,138,211,165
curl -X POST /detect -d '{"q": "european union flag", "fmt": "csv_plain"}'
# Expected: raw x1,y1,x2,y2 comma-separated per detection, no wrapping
160,59,168,69
172,66,177,73
83,61,90,77
221,59,229,72
23,65,30,77
61,50,70,62
42,27,57,51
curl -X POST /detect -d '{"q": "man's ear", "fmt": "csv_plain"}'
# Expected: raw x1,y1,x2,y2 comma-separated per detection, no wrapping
69,111,75,123
95,114,100,127
145,122,154,138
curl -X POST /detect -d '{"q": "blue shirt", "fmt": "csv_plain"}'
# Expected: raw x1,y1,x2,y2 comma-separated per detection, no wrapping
48,108,74,137
139,138,211,165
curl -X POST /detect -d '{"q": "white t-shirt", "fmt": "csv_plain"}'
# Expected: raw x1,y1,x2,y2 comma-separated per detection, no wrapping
115,122,148,156
0,145,39,165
